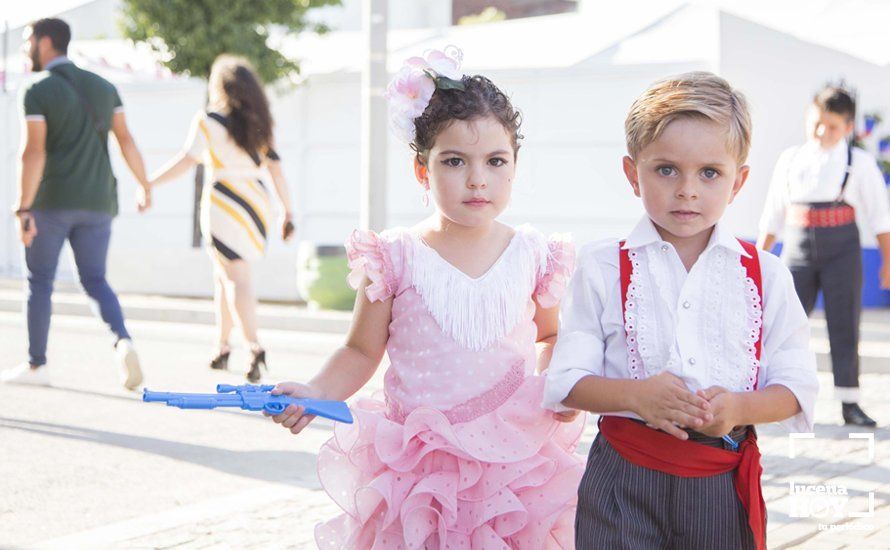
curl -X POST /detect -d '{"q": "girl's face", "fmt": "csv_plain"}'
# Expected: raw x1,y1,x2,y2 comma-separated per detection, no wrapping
416,116,516,228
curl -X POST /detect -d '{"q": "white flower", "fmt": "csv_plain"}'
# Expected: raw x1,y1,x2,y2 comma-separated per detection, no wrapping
384,46,465,143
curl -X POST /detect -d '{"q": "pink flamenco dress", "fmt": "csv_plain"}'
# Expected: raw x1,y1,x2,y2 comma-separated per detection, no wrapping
315,225,585,550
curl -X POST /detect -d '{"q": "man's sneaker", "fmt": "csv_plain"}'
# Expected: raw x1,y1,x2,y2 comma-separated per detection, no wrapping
0,363,51,386
115,339,143,390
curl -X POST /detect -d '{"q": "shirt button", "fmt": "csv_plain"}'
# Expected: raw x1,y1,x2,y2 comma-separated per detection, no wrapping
682,301,691,309
661,245,669,252
688,357,697,365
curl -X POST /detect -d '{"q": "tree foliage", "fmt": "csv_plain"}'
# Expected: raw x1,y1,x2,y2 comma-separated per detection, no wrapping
120,0,340,82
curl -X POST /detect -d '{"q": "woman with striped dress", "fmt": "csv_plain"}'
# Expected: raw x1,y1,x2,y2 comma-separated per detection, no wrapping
147,55,294,382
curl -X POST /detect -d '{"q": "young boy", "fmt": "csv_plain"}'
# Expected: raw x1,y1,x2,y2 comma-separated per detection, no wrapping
543,72,819,550
758,85,890,428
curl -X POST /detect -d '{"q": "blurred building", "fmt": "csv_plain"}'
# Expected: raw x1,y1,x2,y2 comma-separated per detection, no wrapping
2,0,890,305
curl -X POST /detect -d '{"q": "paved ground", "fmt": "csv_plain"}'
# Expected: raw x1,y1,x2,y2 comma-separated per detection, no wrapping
0,294,888,549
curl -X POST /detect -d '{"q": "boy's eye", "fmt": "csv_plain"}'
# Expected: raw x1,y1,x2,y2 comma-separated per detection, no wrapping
702,168,720,179
657,166,676,177
489,157,507,167
442,157,464,167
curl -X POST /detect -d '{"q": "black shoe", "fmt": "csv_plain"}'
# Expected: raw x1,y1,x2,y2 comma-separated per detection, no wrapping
842,403,877,428
209,349,230,371
247,349,266,383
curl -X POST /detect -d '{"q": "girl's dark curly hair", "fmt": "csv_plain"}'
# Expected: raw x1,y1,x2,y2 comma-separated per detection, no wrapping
209,55,274,155
411,75,523,163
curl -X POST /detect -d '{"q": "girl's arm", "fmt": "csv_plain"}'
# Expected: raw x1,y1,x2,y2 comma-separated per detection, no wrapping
148,152,197,187
266,158,293,218
532,299,559,375
270,276,392,434
307,280,391,401
533,300,583,423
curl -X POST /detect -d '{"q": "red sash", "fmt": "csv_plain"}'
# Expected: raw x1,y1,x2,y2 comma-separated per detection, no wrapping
608,239,766,550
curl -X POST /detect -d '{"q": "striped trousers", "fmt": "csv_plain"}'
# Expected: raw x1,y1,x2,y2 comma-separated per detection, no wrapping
575,428,757,549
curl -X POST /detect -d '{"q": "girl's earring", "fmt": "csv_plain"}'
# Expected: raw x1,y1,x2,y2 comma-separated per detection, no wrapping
422,187,430,207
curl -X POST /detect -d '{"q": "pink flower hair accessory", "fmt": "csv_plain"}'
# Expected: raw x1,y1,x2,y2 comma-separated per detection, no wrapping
385,46,466,143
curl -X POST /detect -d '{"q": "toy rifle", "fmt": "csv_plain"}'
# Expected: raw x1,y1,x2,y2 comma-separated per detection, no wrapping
142,384,353,423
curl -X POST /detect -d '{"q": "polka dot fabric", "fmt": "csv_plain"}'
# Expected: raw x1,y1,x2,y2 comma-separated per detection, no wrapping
315,227,584,549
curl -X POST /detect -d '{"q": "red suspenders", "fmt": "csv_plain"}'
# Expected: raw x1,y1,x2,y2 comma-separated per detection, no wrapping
618,239,763,386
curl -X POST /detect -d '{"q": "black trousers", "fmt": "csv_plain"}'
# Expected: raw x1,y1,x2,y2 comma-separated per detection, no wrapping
783,217,861,390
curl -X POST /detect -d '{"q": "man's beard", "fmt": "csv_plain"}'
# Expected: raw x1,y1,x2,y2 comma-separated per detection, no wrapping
29,50,42,72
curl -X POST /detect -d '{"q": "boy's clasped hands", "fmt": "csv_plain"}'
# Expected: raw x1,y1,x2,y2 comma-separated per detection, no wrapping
633,371,741,440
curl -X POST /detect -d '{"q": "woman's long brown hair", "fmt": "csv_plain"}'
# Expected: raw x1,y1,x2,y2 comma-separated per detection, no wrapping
208,55,273,155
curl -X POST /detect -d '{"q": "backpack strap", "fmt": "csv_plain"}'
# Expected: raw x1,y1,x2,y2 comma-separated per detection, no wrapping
49,66,109,159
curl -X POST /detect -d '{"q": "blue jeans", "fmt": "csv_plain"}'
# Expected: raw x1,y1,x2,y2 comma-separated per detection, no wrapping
24,209,131,366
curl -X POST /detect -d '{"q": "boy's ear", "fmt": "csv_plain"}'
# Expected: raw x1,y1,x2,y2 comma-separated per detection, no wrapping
622,156,641,197
728,164,750,203
413,156,429,187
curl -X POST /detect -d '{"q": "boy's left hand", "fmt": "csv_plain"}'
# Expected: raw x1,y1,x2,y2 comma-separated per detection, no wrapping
695,386,741,437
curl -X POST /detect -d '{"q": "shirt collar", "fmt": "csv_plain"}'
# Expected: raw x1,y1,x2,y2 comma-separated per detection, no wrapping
803,137,847,157
621,215,750,258
44,56,72,71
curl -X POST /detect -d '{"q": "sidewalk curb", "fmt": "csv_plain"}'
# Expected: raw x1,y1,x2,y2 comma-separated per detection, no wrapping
0,287,352,335
2,284,890,373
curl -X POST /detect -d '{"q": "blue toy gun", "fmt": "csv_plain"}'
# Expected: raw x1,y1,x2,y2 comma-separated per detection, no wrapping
142,384,353,424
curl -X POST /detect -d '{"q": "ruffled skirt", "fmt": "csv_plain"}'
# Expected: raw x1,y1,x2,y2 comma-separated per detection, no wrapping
315,376,585,549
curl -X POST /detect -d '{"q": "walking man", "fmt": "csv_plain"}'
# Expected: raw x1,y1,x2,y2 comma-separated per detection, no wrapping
2,18,151,389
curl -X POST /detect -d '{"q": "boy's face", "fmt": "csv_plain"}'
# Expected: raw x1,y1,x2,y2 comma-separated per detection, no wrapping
806,105,854,150
623,116,749,243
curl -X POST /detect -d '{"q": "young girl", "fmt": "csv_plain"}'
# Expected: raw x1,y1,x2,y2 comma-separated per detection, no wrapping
269,48,585,549
147,55,294,382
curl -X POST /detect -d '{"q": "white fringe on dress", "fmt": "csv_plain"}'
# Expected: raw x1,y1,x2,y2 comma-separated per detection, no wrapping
410,225,548,351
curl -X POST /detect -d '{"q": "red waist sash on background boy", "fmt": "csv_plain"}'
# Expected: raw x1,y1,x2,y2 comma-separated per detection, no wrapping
601,239,766,550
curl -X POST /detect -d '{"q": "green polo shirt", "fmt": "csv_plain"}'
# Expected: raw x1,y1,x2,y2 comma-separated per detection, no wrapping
19,60,122,215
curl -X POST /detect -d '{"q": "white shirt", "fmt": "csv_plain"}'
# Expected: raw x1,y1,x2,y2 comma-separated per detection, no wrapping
759,139,890,237
543,216,819,432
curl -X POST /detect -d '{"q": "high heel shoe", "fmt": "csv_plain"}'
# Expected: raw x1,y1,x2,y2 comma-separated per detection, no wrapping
247,348,267,383
209,348,230,371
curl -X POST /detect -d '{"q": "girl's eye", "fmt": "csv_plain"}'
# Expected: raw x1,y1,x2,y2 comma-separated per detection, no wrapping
657,166,676,177
489,157,507,167
702,168,720,179
442,157,464,167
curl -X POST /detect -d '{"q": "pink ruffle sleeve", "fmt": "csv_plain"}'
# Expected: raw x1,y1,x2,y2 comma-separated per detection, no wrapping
345,229,400,302
534,236,576,309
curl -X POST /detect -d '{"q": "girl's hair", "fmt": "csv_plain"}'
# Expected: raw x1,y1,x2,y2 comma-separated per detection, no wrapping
411,75,523,163
813,85,856,122
208,55,274,154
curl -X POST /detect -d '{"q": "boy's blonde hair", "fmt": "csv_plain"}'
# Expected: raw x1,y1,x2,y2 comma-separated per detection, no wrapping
625,71,752,164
